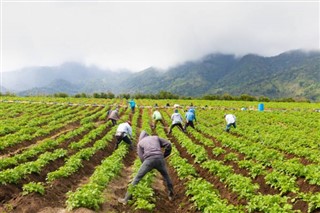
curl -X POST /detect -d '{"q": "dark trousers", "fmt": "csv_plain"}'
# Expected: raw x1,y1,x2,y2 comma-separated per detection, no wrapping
108,118,117,126
226,122,236,132
153,119,164,129
184,121,195,130
124,158,173,201
115,135,133,150
169,123,184,134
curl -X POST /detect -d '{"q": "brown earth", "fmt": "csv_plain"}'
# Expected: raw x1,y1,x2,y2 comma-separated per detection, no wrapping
0,106,319,213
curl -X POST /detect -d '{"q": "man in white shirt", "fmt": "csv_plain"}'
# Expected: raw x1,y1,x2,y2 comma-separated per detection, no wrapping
115,121,133,150
224,114,236,132
168,109,184,134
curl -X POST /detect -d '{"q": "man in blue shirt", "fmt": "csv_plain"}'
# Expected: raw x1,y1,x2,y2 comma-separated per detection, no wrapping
128,99,136,113
184,108,196,131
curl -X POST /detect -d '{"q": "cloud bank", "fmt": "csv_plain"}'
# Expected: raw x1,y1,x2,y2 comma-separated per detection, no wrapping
2,1,319,72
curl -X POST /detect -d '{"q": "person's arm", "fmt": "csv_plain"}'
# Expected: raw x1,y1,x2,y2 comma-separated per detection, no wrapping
137,144,144,162
185,113,188,122
159,138,172,158
128,125,133,139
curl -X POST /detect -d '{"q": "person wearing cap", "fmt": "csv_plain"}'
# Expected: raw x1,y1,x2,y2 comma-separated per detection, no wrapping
114,121,133,150
224,114,236,132
118,130,174,205
168,109,184,134
107,108,120,126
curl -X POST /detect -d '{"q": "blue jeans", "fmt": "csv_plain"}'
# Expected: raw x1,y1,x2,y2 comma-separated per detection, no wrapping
124,158,173,201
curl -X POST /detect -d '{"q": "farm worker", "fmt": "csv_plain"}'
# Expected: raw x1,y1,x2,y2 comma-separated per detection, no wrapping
114,121,133,150
184,108,196,131
107,108,120,126
118,130,174,205
188,103,196,114
168,109,184,134
128,99,136,113
152,109,163,129
224,114,236,132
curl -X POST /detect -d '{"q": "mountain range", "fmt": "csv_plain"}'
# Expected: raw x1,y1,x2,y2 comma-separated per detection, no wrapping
2,49,320,101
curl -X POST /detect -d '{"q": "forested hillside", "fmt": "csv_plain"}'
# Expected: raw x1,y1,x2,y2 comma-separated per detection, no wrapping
2,50,319,101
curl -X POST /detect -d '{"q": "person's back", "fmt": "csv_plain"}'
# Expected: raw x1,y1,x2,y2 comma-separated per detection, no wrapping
184,109,196,131
169,110,184,134
129,99,136,113
138,131,171,161
109,109,119,120
189,107,195,115
225,114,236,124
108,109,119,126
114,121,133,150
116,122,132,136
171,112,183,124
129,99,136,107
185,110,195,122
153,110,162,120
225,114,236,132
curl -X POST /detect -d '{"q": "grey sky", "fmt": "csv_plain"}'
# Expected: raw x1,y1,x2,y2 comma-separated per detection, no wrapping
1,1,319,72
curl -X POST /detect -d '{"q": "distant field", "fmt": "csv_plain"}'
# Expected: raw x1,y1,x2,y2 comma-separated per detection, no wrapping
0,97,319,213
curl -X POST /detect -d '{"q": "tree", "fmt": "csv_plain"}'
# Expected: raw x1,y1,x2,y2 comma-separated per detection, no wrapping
74,93,88,98
240,94,257,101
93,93,100,98
54,93,68,98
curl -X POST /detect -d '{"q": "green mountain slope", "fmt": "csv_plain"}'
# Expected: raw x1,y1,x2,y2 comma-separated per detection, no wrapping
121,50,320,101
3,50,320,101
210,50,320,101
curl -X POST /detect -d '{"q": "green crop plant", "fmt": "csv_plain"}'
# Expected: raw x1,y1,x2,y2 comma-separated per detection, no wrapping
22,182,45,195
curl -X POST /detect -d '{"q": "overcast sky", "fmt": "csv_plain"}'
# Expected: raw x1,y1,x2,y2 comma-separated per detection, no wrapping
1,0,319,72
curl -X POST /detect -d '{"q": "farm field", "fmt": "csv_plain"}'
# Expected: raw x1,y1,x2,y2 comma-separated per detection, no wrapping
0,97,320,213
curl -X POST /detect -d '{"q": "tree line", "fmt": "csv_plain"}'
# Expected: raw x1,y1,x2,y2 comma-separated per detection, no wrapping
0,91,310,103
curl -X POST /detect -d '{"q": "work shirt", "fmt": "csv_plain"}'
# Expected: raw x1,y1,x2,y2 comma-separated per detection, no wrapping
225,114,236,124
189,107,195,114
129,100,136,108
171,112,183,124
115,122,132,138
108,110,119,120
137,131,172,162
185,111,196,122
153,111,162,120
